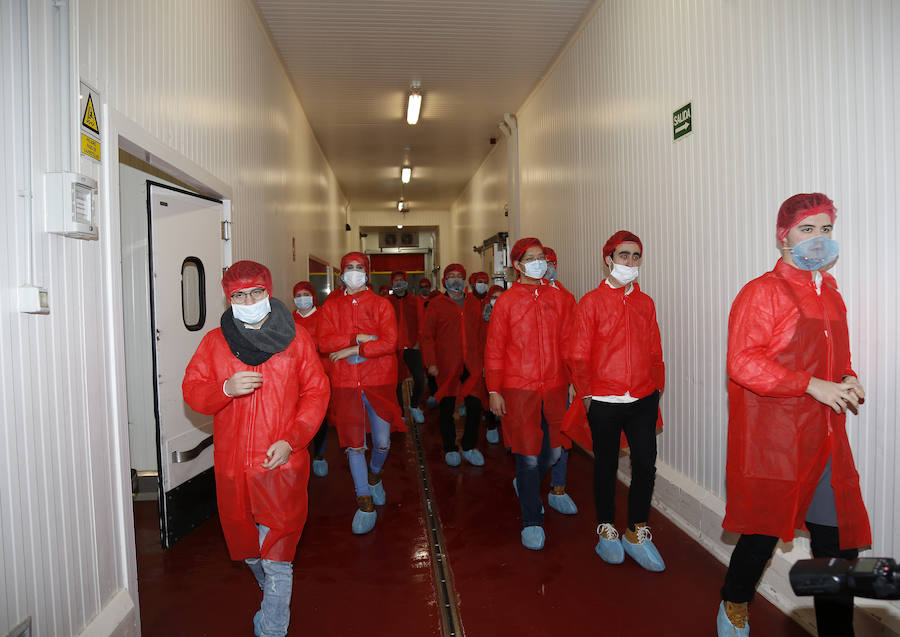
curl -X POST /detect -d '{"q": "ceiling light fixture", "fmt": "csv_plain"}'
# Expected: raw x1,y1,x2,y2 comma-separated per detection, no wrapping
401,167,412,184
406,86,422,125
397,224,403,229
397,199,404,211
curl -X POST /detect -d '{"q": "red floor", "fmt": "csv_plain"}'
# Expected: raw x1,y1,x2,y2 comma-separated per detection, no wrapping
135,407,809,636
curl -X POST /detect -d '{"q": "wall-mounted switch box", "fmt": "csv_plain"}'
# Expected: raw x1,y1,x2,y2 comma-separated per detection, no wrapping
18,286,49,315
45,172,99,239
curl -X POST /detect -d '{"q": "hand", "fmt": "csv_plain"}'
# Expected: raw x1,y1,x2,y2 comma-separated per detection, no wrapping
842,375,866,404
356,334,376,344
330,345,359,362
490,392,506,417
583,396,591,410
806,377,863,415
568,384,577,404
427,365,439,377
225,371,263,397
261,440,291,470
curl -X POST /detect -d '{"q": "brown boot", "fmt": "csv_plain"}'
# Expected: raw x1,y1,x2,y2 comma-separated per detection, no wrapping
723,601,749,629
356,495,375,513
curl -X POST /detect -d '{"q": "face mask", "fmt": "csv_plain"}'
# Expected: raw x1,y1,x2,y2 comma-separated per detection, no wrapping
233,297,271,324
521,259,548,280
546,266,558,281
392,280,409,294
420,287,431,296
790,235,839,271
482,303,493,322
609,263,639,285
342,270,367,289
446,278,465,293
475,282,488,295
294,296,314,311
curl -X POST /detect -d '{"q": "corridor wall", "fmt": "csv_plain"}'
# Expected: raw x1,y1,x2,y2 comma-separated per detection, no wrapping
503,0,898,630
1,0,351,635
449,139,510,275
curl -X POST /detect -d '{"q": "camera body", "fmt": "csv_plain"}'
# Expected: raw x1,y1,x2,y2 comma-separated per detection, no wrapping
790,557,900,600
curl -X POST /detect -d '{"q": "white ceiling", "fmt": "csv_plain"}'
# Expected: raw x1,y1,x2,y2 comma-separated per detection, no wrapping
253,0,596,215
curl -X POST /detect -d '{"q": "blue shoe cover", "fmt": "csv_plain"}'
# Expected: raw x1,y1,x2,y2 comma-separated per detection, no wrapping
622,528,666,572
370,480,386,506
548,492,578,515
458,404,467,417
521,526,545,550
445,451,461,467
486,428,499,444
312,458,328,477
717,602,750,636
426,396,438,409
410,407,425,424
594,524,625,564
461,449,485,466
352,508,377,535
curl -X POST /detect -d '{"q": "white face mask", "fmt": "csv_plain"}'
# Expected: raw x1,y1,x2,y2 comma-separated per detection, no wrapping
233,297,271,324
294,296,314,311
609,263,639,285
475,282,488,294
522,259,548,280
342,270,367,289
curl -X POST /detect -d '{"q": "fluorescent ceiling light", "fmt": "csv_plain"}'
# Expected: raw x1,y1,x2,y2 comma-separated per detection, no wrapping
398,200,404,211
401,167,412,184
406,89,422,125
397,224,403,229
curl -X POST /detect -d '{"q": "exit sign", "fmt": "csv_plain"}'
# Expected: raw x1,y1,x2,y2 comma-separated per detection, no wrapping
673,102,692,141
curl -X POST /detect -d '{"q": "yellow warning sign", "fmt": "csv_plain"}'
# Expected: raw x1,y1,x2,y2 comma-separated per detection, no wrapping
81,134,101,162
82,94,99,134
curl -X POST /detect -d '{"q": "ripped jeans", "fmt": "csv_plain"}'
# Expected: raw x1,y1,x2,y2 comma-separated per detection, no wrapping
244,524,292,637
346,391,392,496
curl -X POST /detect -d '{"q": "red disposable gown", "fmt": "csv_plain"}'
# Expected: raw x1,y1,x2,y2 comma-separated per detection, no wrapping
484,281,575,455
562,281,665,449
389,292,423,381
316,289,405,448
460,292,490,405
182,326,329,562
294,307,333,380
722,260,870,549
421,293,466,402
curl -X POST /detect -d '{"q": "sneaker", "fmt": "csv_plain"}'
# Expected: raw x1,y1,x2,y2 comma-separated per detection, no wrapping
445,451,461,467
352,496,377,535
409,406,425,424
368,471,386,506
716,601,750,636
521,525,545,550
461,449,485,466
312,458,328,477
486,428,500,444
594,523,624,564
622,523,666,572
547,486,578,515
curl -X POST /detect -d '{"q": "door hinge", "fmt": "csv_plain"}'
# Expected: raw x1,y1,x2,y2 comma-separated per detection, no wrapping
221,220,231,241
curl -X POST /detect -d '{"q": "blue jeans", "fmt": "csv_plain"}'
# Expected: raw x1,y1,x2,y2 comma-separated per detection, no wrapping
514,412,561,527
347,391,392,496
550,448,568,488
245,525,293,637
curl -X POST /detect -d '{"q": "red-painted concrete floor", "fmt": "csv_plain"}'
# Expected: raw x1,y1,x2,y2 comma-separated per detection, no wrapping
135,406,809,636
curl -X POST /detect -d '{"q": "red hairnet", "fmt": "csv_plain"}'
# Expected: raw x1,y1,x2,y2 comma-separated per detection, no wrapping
222,260,273,298
776,193,836,241
603,231,643,261
292,280,317,305
390,270,408,282
543,247,558,265
469,271,489,286
418,278,432,289
340,251,370,274
488,284,505,296
442,263,467,284
510,237,544,264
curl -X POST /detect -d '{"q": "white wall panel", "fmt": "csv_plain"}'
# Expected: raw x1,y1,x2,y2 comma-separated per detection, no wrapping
504,0,899,626
449,140,509,275
1,0,351,634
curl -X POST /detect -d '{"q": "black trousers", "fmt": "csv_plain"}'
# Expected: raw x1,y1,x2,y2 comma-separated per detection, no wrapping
438,367,481,452
588,391,659,528
397,348,425,408
722,523,858,636
311,419,328,458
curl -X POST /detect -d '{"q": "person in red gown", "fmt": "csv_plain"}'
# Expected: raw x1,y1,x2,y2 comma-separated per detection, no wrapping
388,270,427,424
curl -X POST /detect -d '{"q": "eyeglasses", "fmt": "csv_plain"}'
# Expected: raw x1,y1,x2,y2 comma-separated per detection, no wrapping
231,287,267,302
519,255,544,263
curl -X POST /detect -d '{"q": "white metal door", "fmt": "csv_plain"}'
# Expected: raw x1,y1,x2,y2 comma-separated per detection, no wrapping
148,182,224,546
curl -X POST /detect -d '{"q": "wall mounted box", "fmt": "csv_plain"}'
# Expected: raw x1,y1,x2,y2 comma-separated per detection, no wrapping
44,172,99,239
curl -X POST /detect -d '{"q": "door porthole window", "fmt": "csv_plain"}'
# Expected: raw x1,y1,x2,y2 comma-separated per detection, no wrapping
181,257,206,331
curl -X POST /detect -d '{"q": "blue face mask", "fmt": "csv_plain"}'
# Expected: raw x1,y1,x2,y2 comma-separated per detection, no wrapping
392,280,409,294
446,278,465,293
233,297,271,324
294,296,314,311
791,235,839,271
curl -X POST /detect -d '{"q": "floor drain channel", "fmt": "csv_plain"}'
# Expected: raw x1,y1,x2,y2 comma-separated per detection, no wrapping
411,422,463,637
